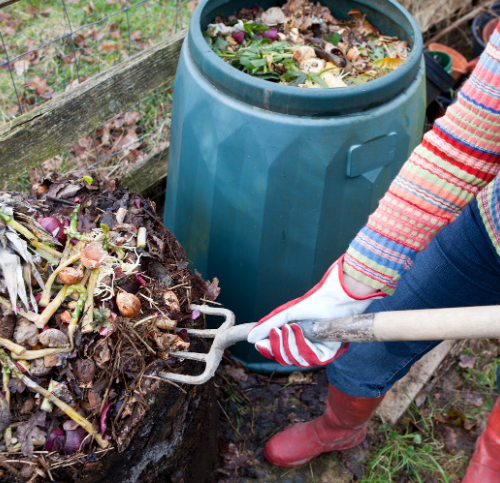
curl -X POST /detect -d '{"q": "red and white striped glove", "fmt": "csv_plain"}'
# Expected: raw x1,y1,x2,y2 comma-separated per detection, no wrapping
247,256,385,368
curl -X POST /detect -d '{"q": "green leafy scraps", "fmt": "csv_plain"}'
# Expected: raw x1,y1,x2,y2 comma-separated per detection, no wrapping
324,32,342,45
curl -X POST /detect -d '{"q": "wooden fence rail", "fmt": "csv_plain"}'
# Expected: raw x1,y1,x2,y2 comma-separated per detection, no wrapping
0,29,186,192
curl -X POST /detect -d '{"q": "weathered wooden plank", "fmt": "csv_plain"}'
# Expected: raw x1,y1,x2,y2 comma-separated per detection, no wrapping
122,145,169,194
0,29,186,182
0,0,20,9
378,340,456,424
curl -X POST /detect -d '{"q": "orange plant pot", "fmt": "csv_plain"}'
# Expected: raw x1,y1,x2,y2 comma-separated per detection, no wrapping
428,42,467,80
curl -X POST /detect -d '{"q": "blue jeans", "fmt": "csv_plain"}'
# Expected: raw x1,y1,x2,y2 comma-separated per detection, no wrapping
328,199,500,398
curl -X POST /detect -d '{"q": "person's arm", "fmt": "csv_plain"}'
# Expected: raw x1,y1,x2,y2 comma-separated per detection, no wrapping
344,26,500,294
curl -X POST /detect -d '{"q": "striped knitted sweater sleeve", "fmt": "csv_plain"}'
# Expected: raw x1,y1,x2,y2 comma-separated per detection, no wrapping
343,25,500,294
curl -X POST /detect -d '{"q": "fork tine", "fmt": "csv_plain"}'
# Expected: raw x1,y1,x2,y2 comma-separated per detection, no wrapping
169,351,207,362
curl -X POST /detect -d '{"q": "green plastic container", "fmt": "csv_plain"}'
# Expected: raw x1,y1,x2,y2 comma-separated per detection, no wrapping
164,0,426,372
427,51,452,74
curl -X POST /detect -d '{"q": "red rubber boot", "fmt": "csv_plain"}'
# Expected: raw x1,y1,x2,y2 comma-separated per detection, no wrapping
263,383,384,468
462,397,500,482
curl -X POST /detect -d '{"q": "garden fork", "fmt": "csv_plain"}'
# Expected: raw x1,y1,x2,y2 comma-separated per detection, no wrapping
159,303,500,385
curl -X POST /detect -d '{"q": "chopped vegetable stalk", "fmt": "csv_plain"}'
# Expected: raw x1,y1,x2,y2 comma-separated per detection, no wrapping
11,347,68,360
0,295,36,322
35,284,69,328
38,253,80,307
67,285,87,347
31,241,63,259
100,223,110,250
0,337,25,355
64,204,83,240
0,211,37,242
2,366,12,446
0,350,109,449
81,269,100,333
35,247,60,264
41,379,54,412
137,227,147,248
0,211,64,258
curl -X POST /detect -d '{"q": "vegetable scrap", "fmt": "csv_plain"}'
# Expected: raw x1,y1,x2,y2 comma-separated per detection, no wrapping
0,175,220,480
205,0,410,88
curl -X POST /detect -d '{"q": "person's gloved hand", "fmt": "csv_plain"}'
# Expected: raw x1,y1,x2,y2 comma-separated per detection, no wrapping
247,256,385,368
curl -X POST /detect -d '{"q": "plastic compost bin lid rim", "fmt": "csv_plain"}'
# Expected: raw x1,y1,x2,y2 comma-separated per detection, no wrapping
186,0,424,116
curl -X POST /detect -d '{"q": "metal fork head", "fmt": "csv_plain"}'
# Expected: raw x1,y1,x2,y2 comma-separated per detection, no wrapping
158,304,236,385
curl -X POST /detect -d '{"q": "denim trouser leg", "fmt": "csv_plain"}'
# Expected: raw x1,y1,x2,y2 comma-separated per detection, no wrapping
328,199,500,398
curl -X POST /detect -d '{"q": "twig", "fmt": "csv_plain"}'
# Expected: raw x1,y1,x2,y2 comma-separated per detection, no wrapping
98,341,121,416
200,298,222,306
143,375,187,394
270,467,296,482
168,282,188,290
129,327,156,355
46,197,76,206
217,400,244,440
424,1,496,47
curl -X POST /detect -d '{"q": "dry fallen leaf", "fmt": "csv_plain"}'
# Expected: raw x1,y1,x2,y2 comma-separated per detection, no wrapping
225,366,248,382
459,354,477,369
17,411,47,458
288,371,313,384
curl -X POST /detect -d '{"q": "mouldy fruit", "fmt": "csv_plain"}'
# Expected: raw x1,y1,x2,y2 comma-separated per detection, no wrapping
163,291,180,313
73,359,96,384
81,242,107,269
44,354,61,368
30,358,52,377
14,318,39,347
38,329,69,348
116,292,141,318
59,267,84,285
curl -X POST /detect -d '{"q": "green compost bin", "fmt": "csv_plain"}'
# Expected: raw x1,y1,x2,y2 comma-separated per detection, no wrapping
164,0,426,373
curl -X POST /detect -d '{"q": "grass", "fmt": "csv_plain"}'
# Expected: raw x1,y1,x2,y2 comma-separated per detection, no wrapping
363,402,465,483
1,0,189,119
1,0,188,192
361,339,499,483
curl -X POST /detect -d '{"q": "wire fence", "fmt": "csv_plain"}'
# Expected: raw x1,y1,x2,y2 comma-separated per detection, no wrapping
0,0,192,192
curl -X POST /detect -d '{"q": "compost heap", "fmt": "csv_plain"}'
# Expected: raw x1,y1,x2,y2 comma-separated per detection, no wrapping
205,0,410,88
0,175,220,480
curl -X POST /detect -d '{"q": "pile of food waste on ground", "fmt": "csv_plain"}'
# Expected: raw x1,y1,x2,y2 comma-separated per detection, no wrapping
0,175,220,481
205,0,410,88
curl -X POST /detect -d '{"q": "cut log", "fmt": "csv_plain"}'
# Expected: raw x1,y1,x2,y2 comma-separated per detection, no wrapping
378,340,456,424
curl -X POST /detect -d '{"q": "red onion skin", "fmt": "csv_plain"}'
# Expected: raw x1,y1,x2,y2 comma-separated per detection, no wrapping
191,309,201,320
39,217,67,245
100,402,114,438
178,329,189,342
64,427,87,454
74,197,81,203
134,199,141,209
45,428,65,452
135,272,147,287
262,28,278,41
232,31,245,44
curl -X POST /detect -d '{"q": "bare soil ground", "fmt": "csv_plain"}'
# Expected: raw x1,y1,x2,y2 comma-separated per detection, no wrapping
214,339,499,483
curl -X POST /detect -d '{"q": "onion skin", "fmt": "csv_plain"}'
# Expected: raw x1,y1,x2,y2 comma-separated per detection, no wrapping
59,267,84,285
100,402,114,439
116,292,141,318
232,31,245,44
262,28,278,41
64,427,87,454
38,217,67,245
45,428,65,452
